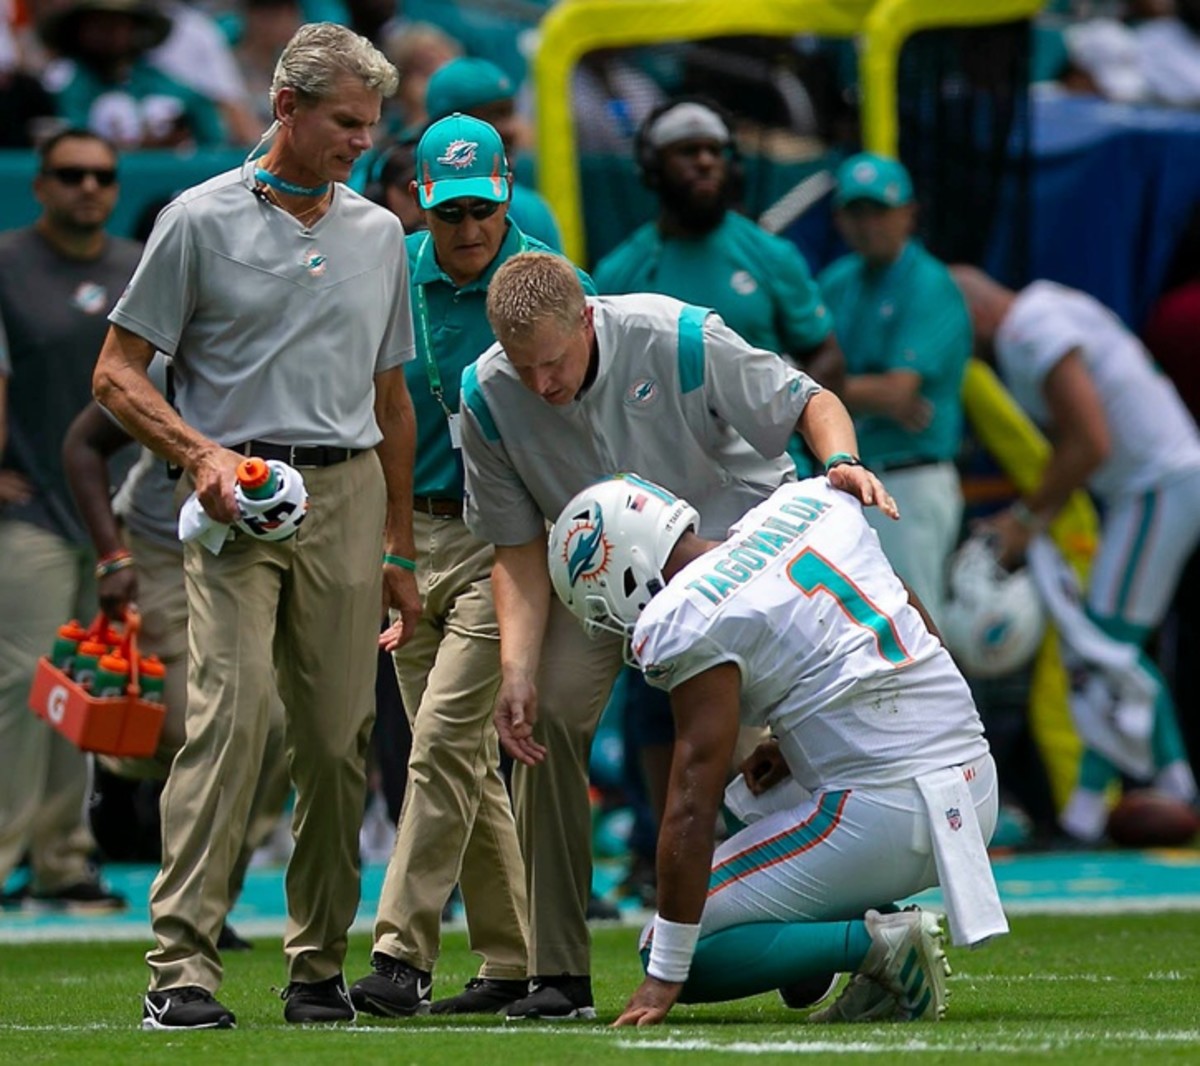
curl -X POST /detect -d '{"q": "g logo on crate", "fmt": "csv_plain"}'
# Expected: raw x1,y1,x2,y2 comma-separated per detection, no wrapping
47,685,69,725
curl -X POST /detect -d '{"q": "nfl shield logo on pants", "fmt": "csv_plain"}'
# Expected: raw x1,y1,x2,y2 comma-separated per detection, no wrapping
945,807,963,831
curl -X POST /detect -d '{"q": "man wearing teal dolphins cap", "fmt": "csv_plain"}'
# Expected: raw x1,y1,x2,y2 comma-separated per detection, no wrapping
348,111,596,1021
424,57,562,250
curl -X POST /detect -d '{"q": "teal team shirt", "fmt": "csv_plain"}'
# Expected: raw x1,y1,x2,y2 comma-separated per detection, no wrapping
593,211,831,355
594,211,832,474
53,61,227,147
818,240,971,469
407,221,593,498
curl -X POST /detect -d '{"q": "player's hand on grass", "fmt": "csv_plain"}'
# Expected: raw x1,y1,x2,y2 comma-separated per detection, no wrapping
828,463,900,521
739,738,789,796
495,673,546,765
612,976,682,1027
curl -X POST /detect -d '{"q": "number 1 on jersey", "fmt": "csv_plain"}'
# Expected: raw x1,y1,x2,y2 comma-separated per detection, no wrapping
787,548,911,666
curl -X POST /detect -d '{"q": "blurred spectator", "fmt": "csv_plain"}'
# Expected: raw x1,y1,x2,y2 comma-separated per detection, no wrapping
572,49,664,153
0,128,141,912
820,153,971,629
234,0,302,131
0,0,58,146
365,137,423,233
380,20,461,135
1137,0,1200,106
1060,18,1150,103
148,0,258,143
424,56,562,250
38,0,226,148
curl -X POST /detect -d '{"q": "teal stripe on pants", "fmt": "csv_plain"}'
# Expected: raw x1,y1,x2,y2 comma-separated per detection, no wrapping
708,791,849,897
1114,490,1158,618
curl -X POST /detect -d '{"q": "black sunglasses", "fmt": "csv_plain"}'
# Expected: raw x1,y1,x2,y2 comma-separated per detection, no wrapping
43,166,118,188
431,199,501,224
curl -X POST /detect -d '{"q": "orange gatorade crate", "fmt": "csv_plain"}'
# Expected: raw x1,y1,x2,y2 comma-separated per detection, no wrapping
28,610,166,758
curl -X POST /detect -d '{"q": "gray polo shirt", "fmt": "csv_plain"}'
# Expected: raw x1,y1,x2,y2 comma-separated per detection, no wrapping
110,165,415,448
460,294,818,543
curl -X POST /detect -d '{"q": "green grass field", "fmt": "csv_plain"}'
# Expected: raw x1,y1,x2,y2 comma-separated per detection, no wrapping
2,913,1198,1064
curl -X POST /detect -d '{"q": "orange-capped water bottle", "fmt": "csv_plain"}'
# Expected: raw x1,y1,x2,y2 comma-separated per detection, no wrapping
50,620,89,673
74,640,109,690
137,655,166,704
236,457,278,501
93,653,131,698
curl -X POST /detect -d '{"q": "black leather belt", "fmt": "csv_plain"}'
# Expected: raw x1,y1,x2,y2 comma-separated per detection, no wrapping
232,441,365,468
414,495,463,518
878,457,943,473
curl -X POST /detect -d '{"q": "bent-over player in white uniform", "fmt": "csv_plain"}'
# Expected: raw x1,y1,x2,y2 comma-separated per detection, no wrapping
548,474,1006,1027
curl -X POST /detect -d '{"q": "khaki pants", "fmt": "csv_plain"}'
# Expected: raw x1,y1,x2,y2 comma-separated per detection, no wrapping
0,519,97,892
373,513,527,978
147,451,385,992
104,529,292,899
514,600,623,976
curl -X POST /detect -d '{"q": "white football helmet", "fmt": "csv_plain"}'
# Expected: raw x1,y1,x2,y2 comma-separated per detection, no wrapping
234,459,309,542
548,474,699,640
941,534,1046,679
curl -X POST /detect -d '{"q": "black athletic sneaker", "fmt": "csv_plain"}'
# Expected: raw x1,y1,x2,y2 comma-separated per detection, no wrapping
31,880,127,914
586,893,621,922
217,922,253,952
348,953,432,1017
505,975,596,1021
778,971,840,1009
0,882,29,910
430,977,529,1015
142,986,236,1030
282,974,355,1024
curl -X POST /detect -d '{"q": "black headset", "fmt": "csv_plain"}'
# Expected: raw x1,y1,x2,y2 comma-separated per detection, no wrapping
632,95,745,197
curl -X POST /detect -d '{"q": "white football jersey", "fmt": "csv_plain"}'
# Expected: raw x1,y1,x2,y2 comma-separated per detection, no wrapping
633,478,988,790
996,281,1200,499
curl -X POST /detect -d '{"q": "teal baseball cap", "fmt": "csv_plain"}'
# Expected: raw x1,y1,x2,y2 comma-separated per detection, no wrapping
415,113,511,209
834,152,914,208
426,57,515,122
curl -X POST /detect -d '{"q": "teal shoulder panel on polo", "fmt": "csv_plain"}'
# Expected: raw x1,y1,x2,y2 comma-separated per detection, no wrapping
461,362,500,442
678,304,709,394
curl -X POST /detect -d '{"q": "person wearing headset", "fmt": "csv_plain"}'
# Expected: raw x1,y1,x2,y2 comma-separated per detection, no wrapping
593,97,849,925
594,97,844,402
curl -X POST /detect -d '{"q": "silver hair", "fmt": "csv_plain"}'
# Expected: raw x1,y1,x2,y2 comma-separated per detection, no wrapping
269,22,399,112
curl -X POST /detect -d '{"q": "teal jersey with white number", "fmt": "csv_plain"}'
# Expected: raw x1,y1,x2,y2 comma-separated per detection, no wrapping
819,240,971,468
406,222,592,498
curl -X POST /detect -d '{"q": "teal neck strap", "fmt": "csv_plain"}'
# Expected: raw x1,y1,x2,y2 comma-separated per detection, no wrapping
255,167,329,197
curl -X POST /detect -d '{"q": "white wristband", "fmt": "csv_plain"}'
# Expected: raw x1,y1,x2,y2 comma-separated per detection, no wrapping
646,914,702,983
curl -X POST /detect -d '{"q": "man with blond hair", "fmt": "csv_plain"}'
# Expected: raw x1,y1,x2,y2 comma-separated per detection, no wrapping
459,250,897,1020
94,23,419,1029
